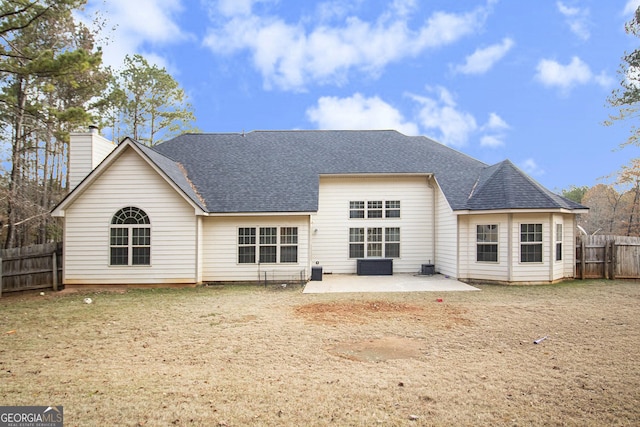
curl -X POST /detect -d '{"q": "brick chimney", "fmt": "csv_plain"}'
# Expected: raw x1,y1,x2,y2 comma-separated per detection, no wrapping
68,126,116,190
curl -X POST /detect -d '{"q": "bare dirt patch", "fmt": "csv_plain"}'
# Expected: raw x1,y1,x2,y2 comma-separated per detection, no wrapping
327,336,423,362
296,300,472,363
295,299,471,328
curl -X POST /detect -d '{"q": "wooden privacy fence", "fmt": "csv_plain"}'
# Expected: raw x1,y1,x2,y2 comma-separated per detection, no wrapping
576,235,640,279
0,242,62,297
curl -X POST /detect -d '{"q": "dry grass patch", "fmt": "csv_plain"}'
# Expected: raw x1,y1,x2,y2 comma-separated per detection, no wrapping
0,281,639,426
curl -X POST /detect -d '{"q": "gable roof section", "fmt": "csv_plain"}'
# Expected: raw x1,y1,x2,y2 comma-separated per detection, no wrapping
152,130,489,213
465,160,585,211
52,138,206,216
133,141,207,211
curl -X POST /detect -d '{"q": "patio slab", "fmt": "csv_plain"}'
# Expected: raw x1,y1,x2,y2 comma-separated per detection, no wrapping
303,273,480,294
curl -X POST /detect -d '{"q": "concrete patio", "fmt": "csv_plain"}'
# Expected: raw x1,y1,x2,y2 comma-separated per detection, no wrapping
303,273,480,294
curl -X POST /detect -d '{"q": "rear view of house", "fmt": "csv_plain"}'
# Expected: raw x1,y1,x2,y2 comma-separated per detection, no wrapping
51,129,586,286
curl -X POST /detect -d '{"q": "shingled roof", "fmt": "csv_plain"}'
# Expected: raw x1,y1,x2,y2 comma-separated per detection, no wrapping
146,130,583,213
466,160,584,211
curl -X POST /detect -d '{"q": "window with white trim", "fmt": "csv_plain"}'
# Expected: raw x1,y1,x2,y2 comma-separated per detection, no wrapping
520,223,543,263
385,201,400,218
349,201,365,218
238,228,256,263
238,227,298,264
349,200,401,219
349,228,365,258
349,227,400,258
280,227,298,263
476,224,498,262
385,227,400,257
367,227,383,256
110,207,151,266
259,227,277,263
555,224,563,261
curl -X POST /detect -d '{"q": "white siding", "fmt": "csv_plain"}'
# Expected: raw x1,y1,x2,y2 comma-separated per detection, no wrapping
68,131,116,190
202,216,309,282
311,176,433,274
510,213,552,282
457,212,578,283
562,215,576,278
63,148,197,284
458,214,510,282
435,186,457,277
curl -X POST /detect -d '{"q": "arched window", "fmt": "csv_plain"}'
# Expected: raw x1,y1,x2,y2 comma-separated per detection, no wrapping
110,207,151,266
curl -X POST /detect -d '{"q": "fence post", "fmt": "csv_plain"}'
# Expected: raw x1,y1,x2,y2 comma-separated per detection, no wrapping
604,240,610,280
611,241,616,280
580,238,585,280
52,251,58,292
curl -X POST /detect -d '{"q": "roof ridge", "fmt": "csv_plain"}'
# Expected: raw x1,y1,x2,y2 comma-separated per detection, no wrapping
468,160,506,201
503,160,562,207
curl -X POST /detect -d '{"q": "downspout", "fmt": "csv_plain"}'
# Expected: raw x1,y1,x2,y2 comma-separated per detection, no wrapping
308,213,314,280
549,213,554,282
427,176,436,269
196,215,203,284
508,213,513,282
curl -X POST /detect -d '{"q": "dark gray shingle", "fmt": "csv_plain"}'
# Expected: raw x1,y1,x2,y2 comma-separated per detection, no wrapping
148,130,584,213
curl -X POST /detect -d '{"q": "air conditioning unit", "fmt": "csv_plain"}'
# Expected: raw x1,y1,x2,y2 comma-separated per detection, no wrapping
421,264,435,275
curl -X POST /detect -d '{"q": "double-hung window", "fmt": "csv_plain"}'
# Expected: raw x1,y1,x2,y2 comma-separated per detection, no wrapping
367,227,383,256
349,227,400,258
385,227,400,257
555,224,563,261
520,224,543,263
477,224,498,262
238,227,298,264
280,227,298,263
349,228,365,258
259,227,277,263
385,201,400,218
367,201,383,218
349,201,365,218
109,207,151,266
238,228,256,263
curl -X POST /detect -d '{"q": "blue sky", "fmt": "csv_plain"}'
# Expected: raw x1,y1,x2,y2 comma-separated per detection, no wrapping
81,0,640,192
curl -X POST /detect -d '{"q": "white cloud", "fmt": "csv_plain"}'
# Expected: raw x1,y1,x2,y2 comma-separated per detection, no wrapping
485,112,509,130
453,38,514,75
409,89,511,147
308,89,510,148
535,56,611,93
81,0,188,69
520,158,545,176
203,2,493,91
409,87,478,147
623,0,640,15
480,135,504,148
306,93,419,135
479,112,510,147
557,2,590,40
217,0,261,16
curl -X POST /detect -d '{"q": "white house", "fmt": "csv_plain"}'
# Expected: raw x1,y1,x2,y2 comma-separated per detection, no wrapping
51,129,586,286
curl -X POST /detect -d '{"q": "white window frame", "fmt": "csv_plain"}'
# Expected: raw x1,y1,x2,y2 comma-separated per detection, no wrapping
476,224,498,263
109,207,151,266
520,223,543,263
349,200,401,219
555,223,563,261
238,227,299,264
349,227,400,259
